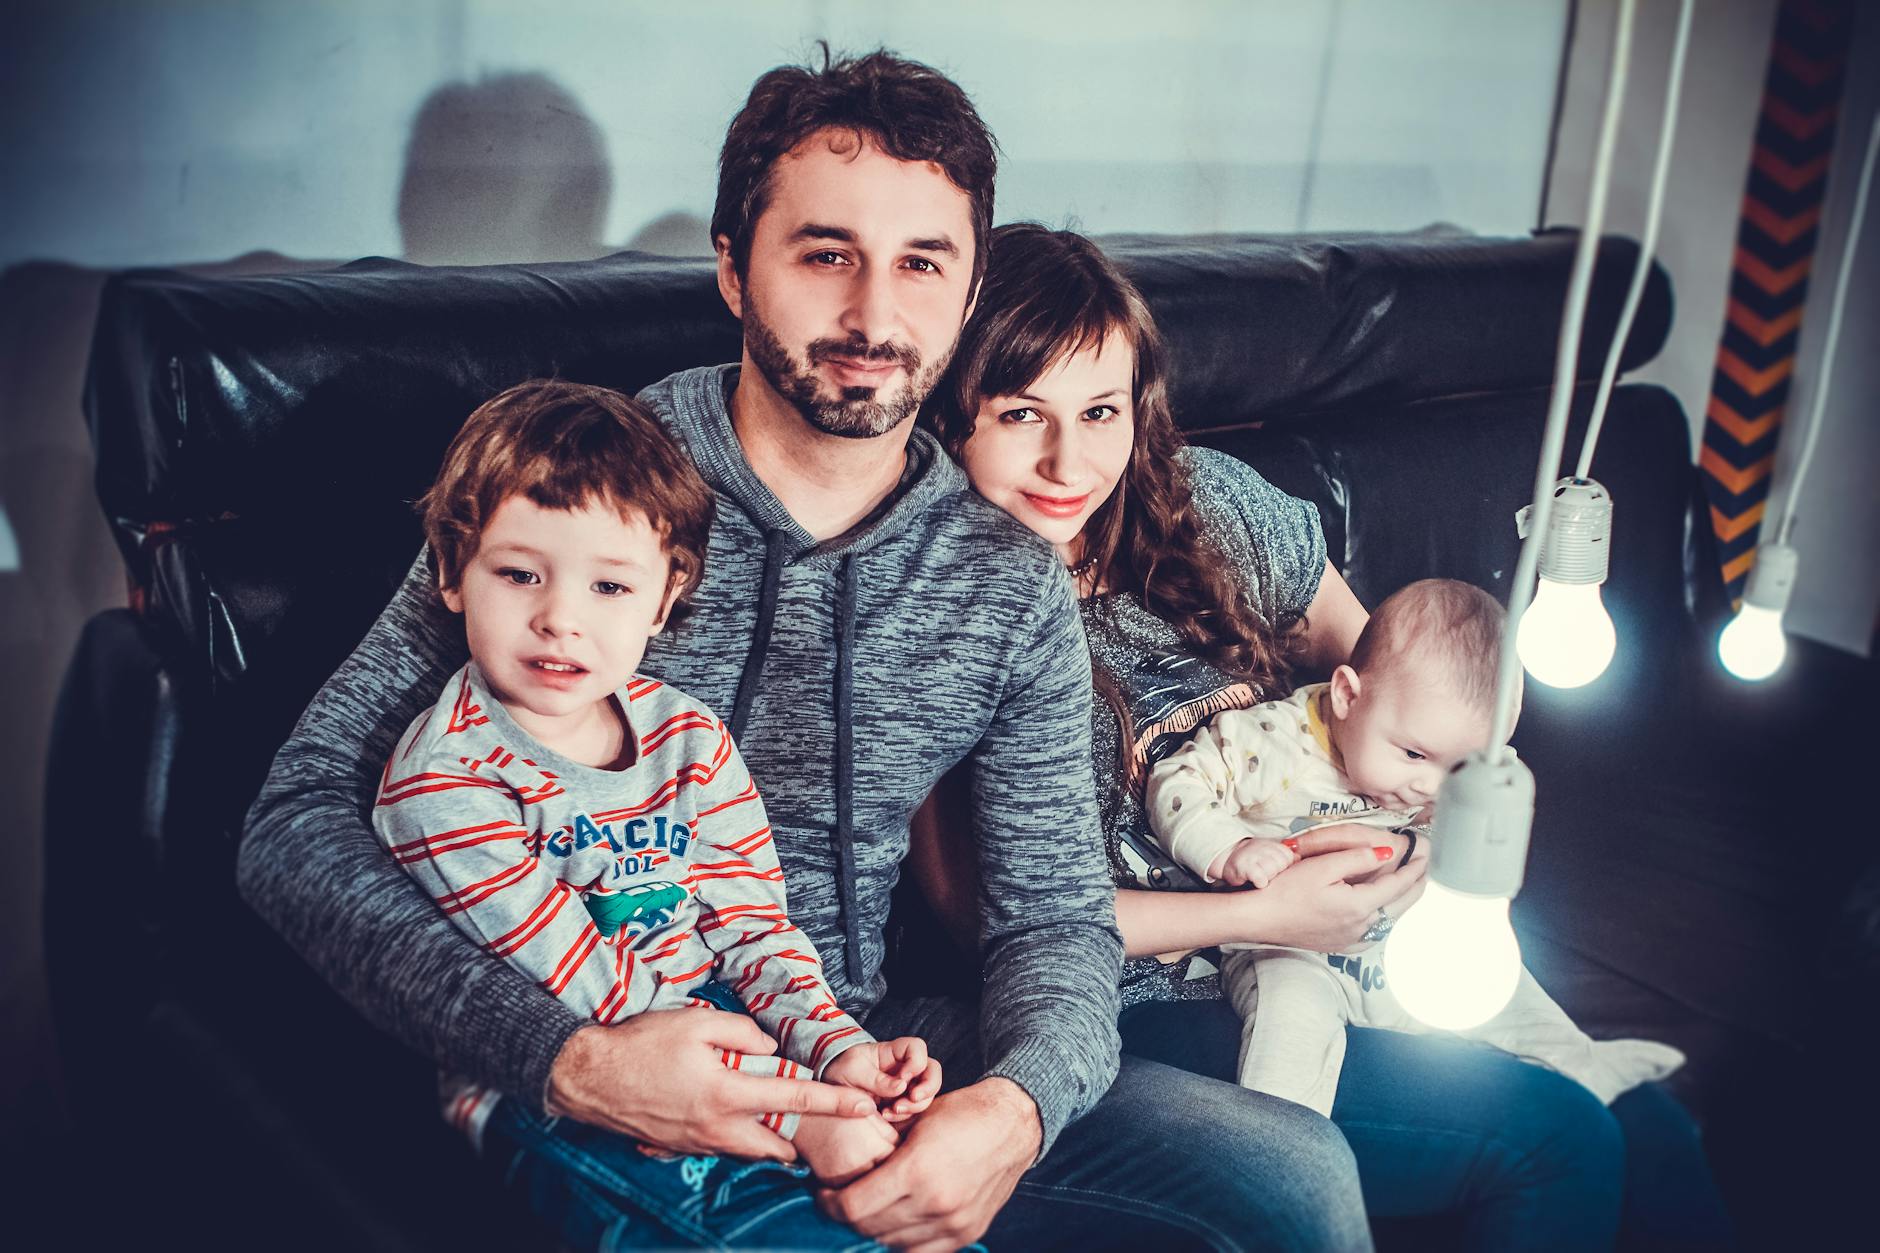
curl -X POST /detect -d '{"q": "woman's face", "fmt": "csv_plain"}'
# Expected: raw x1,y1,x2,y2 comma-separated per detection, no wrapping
958,334,1136,560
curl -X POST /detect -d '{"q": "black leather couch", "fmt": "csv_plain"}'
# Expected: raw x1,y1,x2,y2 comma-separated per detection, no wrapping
46,234,1871,1249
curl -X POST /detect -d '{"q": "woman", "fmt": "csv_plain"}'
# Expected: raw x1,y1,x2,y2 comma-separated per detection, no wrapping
915,223,1732,1251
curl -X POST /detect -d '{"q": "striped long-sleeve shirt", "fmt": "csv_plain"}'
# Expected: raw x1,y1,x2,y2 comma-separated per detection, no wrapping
372,662,870,1141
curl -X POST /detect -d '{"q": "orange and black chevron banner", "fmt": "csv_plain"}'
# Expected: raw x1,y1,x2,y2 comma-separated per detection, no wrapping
1701,0,1853,602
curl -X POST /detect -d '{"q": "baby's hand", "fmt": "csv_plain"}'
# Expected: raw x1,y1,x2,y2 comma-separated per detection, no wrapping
793,1108,898,1185
821,1036,943,1122
1217,837,1297,888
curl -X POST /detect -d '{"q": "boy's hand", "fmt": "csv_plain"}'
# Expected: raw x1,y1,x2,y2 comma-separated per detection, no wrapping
1216,837,1297,888
794,1109,900,1186
822,1037,943,1121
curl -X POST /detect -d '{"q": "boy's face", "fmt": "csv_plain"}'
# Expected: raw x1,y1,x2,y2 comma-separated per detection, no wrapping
442,495,674,742
1327,666,1491,813
717,128,978,439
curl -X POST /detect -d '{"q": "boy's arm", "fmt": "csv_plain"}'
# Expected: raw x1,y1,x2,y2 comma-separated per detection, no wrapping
238,553,585,1106
966,566,1123,1159
1146,711,1299,882
685,726,871,1077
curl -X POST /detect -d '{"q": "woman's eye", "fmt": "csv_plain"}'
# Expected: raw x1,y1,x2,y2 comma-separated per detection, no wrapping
998,406,1041,424
593,581,628,597
1084,405,1120,422
499,569,538,586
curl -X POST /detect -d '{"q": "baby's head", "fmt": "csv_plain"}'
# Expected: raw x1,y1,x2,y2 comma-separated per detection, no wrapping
418,379,714,728
1326,579,1511,812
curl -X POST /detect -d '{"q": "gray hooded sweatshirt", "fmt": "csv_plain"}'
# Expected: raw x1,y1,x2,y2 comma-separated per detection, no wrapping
239,364,1123,1154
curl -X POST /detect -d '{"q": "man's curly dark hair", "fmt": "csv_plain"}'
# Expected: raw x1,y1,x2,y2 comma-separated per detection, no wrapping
710,45,998,290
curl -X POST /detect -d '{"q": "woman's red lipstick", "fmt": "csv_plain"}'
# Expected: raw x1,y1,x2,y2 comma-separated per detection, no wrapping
1023,492,1091,518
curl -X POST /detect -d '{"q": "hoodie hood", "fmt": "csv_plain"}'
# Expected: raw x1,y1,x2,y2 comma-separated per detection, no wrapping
648,363,968,567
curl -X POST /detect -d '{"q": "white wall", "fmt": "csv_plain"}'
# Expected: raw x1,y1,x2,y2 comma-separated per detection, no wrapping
1548,0,1878,656
1,0,1567,271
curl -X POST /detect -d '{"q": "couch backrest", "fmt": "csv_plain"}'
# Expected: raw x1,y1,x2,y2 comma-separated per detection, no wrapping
83,231,1695,833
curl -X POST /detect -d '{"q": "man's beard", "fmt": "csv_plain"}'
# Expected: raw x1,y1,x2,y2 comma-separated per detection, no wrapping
743,293,953,440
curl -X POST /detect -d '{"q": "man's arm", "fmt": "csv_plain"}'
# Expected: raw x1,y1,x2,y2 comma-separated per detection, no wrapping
237,553,586,1104
966,564,1122,1155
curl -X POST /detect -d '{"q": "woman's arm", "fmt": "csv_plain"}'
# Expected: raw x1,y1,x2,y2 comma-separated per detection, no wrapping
1294,560,1368,677
1115,826,1427,958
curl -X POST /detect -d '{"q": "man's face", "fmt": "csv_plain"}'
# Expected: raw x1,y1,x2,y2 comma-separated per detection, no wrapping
719,128,978,439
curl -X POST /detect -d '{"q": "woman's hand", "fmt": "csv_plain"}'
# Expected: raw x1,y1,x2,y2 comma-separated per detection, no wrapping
1113,825,1427,958
1252,824,1428,951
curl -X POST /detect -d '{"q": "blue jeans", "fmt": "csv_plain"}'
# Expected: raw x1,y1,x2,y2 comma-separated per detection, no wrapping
1120,999,1736,1252
489,994,1372,1251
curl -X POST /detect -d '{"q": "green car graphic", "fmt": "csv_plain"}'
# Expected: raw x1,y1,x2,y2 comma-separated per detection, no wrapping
585,881,688,938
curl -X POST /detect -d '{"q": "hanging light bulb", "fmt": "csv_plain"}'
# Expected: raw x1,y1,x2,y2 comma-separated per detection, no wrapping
1718,542,1797,681
1388,749,1533,1031
1514,478,1616,688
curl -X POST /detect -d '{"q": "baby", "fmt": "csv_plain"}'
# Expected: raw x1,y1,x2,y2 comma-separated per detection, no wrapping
373,379,935,1182
1147,578,1682,1116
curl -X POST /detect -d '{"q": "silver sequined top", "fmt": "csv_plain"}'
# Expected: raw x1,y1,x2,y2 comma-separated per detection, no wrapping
1080,446,1327,1006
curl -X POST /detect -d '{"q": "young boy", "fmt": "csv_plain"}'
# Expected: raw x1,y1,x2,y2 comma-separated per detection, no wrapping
1146,578,1682,1116
373,379,937,1183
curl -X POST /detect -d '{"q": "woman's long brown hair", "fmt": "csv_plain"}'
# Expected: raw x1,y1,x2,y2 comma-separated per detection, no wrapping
928,224,1296,779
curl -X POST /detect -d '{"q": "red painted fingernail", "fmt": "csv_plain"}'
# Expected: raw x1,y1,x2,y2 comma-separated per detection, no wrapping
1373,846,1394,861
1281,837,1300,852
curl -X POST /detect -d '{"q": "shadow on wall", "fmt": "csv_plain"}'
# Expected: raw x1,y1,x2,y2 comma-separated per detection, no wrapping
398,71,615,266
396,70,712,263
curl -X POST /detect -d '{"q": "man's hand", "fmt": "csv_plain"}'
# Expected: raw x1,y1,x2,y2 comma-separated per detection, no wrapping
546,1010,875,1162
819,1076,1040,1252
1213,837,1297,888
822,1036,944,1122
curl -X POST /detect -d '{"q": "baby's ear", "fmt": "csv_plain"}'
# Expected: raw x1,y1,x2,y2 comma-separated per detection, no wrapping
1328,665,1362,718
440,582,465,614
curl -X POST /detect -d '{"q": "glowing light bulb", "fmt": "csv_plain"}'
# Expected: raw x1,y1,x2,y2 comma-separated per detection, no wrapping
1718,604,1786,680
1389,748,1534,1031
1386,881,1524,1031
1514,478,1617,689
1719,543,1797,683
1517,578,1617,688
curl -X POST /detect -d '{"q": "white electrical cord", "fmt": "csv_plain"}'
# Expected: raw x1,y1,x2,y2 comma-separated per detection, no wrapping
1574,0,1694,482
1771,112,1880,547
1492,0,1637,750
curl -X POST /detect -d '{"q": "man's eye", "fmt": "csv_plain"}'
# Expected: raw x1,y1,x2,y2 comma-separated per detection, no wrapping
904,256,940,274
593,581,628,597
499,569,539,586
807,250,848,266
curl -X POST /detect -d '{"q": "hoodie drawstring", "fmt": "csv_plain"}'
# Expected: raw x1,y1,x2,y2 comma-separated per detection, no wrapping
729,530,789,743
833,554,863,978
727,533,865,982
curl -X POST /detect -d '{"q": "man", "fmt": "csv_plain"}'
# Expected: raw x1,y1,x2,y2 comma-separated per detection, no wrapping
240,49,1369,1251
